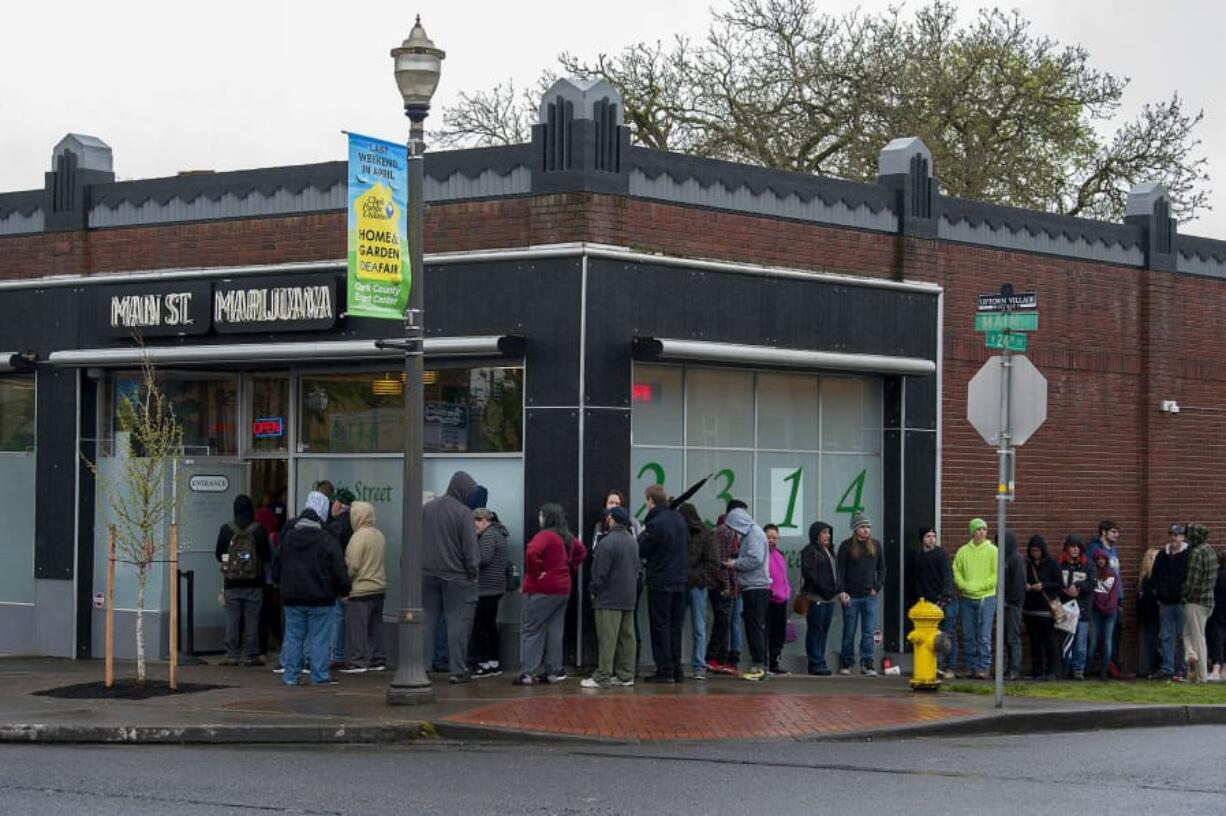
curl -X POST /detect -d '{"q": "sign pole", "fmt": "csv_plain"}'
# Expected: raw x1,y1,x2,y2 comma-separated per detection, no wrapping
168,458,179,691
994,343,1012,709
106,525,116,689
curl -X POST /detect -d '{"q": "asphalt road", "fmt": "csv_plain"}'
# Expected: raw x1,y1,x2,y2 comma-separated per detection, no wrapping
1,726,1223,814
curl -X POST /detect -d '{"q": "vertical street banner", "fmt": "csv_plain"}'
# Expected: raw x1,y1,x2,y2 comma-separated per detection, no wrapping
346,132,409,320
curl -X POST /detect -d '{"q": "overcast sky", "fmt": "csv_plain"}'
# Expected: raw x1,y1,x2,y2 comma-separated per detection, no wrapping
2,0,1223,237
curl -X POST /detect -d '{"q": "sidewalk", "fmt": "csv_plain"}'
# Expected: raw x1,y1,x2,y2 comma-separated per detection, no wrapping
2,658,1223,745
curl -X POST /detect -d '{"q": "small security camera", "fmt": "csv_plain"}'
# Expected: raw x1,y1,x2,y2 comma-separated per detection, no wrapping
1159,400,1180,414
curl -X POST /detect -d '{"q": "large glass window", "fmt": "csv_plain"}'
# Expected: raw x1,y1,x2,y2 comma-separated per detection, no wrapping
107,372,238,455
0,376,36,451
298,366,523,454
249,376,289,453
0,376,35,604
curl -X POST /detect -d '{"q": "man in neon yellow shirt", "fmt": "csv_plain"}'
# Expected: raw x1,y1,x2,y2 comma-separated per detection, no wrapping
953,518,998,679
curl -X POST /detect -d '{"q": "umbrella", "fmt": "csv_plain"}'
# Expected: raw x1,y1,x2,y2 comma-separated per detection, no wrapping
669,473,713,509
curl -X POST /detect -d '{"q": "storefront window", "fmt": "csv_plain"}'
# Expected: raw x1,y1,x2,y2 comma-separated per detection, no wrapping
108,372,238,456
0,376,35,451
298,366,523,454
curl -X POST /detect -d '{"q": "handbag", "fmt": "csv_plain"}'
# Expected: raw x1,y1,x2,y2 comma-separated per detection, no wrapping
1047,597,1066,622
1054,600,1080,634
785,618,798,644
793,594,811,616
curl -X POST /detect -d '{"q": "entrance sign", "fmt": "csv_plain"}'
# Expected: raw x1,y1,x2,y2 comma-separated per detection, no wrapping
188,475,230,493
977,292,1037,312
984,330,1027,352
347,132,409,321
974,311,1039,332
967,354,1048,446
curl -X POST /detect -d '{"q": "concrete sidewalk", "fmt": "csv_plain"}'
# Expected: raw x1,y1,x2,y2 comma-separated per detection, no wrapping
2,658,1223,745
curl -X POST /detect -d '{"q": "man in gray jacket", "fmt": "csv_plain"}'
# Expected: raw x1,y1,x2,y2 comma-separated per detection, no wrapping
723,506,772,681
582,506,640,689
422,471,481,683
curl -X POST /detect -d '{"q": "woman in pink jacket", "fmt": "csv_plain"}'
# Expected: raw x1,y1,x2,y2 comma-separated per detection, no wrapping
765,524,793,676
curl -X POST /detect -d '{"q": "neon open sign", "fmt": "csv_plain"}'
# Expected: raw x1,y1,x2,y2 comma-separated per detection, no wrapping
252,417,284,438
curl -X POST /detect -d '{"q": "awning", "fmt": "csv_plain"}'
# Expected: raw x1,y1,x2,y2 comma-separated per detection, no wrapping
47,335,524,368
633,337,935,376
0,352,37,373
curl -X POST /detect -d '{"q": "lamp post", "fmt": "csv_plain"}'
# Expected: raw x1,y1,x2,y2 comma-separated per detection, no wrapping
387,15,444,706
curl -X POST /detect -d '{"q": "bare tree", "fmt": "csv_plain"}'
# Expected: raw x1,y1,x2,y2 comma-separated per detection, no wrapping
84,350,182,684
440,0,1209,221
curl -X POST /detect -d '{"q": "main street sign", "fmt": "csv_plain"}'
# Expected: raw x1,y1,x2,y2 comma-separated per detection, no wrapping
974,311,1039,332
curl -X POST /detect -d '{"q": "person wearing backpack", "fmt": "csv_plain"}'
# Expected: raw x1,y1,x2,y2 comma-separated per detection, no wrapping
215,494,273,666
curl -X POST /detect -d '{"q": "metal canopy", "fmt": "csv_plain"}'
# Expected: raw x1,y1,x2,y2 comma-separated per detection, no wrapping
635,337,936,376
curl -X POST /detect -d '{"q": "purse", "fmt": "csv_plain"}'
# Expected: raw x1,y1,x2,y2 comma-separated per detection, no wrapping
793,595,812,616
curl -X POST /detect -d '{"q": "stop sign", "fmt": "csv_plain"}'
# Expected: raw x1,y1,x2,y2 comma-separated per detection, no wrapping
967,355,1048,446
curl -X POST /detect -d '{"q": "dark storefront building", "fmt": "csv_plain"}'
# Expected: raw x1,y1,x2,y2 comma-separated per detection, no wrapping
2,80,1224,672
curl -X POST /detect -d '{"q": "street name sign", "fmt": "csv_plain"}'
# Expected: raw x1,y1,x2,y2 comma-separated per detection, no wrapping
977,292,1038,312
974,311,1039,332
984,331,1027,352
967,355,1048,446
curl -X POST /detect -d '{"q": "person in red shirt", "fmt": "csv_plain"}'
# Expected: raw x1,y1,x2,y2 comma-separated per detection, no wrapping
514,503,586,685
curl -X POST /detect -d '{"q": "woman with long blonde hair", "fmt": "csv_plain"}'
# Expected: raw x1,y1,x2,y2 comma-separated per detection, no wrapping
1137,545,1161,677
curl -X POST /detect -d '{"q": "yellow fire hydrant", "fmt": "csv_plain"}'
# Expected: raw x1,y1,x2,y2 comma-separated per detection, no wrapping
906,598,948,691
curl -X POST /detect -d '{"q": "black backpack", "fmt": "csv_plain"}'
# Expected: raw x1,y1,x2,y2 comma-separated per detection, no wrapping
223,521,263,582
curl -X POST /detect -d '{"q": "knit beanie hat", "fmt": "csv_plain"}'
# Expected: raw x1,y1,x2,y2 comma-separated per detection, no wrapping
851,512,871,532
918,526,936,541
969,518,988,534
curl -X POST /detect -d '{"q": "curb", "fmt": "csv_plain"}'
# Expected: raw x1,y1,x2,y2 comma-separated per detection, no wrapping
816,704,1226,742
0,722,438,745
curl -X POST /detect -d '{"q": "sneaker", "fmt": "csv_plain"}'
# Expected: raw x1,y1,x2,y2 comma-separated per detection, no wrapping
741,668,766,681
939,669,956,680
710,661,737,675
769,666,790,677
273,667,286,674
1206,671,1222,682
474,665,503,678
218,657,239,667
610,677,635,686
580,677,608,689
339,666,368,674
837,667,852,676
542,672,567,684
449,674,474,684
861,667,878,677
313,679,340,686
692,668,707,681
512,673,535,686
368,665,387,672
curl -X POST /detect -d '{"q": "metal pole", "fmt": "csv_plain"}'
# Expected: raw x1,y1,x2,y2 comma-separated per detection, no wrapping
169,459,179,689
106,525,116,688
388,108,434,705
994,345,1012,708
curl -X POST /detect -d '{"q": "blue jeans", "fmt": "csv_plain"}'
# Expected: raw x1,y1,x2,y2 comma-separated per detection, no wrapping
688,587,709,671
938,600,958,672
730,595,744,658
1062,619,1089,675
805,601,835,672
959,596,997,674
1089,608,1118,676
282,605,333,685
330,598,346,664
1160,603,1186,676
840,595,877,669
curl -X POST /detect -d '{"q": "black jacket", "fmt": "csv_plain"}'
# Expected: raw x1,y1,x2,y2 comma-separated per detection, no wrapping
590,526,640,610
836,535,885,598
214,496,272,590
680,504,722,590
1003,532,1027,608
1058,556,1095,617
913,545,954,605
1023,536,1062,615
1152,546,1190,605
801,522,839,601
638,504,689,591
273,510,351,607
328,508,354,551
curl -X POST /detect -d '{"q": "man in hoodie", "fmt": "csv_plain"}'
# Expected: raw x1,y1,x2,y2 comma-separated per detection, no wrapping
582,506,640,689
339,501,387,674
273,491,350,686
707,501,745,674
837,513,886,676
215,495,273,666
953,518,997,679
723,505,772,681
1152,524,1189,678
1182,523,1219,683
637,484,689,683
422,471,481,683
1002,531,1027,681
912,526,956,679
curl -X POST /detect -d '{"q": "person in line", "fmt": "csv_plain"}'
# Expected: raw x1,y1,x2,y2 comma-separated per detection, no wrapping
515,503,585,685
765,524,792,675
274,491,350,686
680,502,721,681
1137,543,1162,678
472,507,509,678
801,521,839,676
581,506,640,689
254,499,282,657
1058,535,1094,679
1022,534,1063,681
339,501,387,674
1206,549,1226,681
707,503,744,674
422,471,481,684
637,484,689,684
1087,549,1121,680
837,513,885,676
1087,520,1125,677
723,505,771,681
953,518,997,680
912,525,956,679
591,490,644,675
216,494,273,667
1152,524,1189,679
326,486,356,669
1182,523,1219,683
1002,531,1026,681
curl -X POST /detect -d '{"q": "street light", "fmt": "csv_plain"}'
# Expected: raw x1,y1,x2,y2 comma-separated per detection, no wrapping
387,16,444,706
